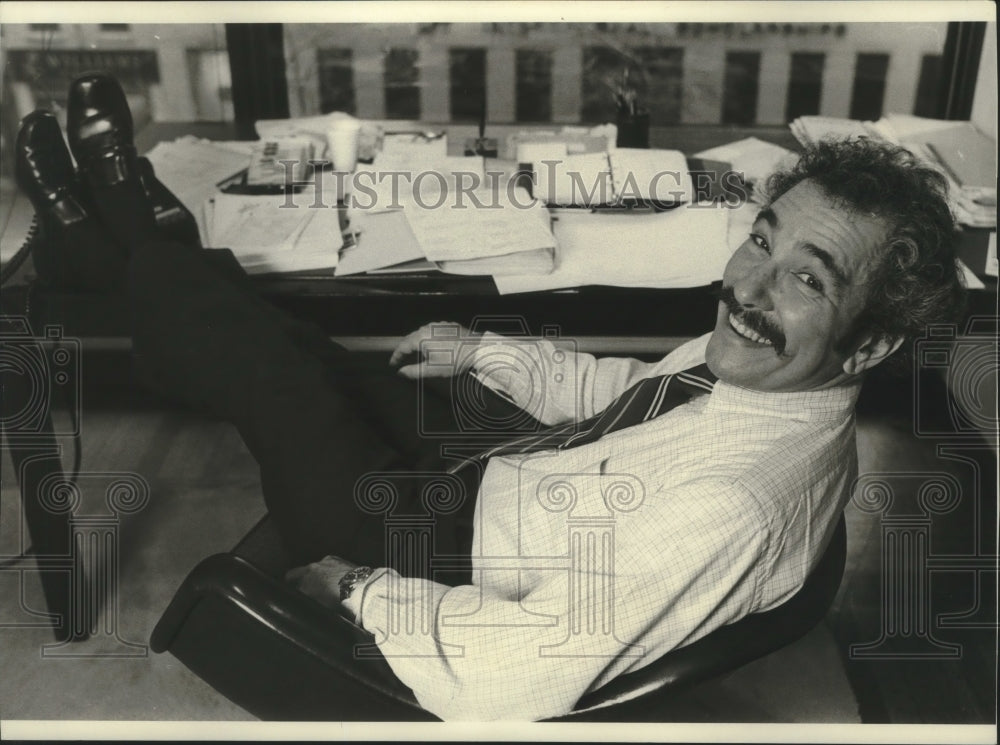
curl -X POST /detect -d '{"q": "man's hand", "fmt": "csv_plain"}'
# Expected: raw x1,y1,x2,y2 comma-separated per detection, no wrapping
285,555,357,610
389,321,481,380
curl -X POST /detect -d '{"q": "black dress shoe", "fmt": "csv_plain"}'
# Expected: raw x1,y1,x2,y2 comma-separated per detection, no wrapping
67,72,139,188
15,111,88,227
15,109,127,291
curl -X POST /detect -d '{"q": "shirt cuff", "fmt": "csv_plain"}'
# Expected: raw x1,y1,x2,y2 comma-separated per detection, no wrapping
341,567,390,625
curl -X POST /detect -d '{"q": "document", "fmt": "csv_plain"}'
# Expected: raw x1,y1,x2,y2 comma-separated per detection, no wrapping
403,187,555,263
609,148,693,203
144,136,254,243
693,137,797,187
532,149,694,206
206,193,342,274
533,152,614,206
335,210,424,276
493,205,730,294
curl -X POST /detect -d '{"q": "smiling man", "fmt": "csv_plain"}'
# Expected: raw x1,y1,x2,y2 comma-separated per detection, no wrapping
283,139,968,719
16,85,967,721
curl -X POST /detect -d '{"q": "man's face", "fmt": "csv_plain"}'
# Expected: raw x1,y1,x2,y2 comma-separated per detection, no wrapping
705,179,889,392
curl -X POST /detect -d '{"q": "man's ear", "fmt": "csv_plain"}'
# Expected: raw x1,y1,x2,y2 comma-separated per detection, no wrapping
842,334,904,375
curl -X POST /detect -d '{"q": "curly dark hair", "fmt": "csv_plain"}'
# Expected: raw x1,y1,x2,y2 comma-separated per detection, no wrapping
763,137,968,372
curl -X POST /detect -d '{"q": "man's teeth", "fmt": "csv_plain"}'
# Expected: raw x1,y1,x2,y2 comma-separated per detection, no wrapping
729,313,773,345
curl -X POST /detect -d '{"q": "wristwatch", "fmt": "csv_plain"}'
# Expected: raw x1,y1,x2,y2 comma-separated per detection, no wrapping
338,566,375,602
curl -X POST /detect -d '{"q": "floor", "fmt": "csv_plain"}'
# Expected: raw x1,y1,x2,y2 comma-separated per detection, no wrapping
0,342,996,735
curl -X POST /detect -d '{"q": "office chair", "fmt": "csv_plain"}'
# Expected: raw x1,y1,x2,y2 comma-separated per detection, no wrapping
150,512,846,722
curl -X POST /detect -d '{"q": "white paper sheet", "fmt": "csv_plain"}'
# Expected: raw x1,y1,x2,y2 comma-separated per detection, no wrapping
493,206,730,294
404,187,554,263
609,148,693,203
694,137,797,186
206,192,342,273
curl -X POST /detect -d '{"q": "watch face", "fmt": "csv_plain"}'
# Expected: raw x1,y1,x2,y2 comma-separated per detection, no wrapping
339,566,374,601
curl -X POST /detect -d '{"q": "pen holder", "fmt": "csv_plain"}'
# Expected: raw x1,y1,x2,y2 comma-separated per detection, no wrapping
616,112,650,149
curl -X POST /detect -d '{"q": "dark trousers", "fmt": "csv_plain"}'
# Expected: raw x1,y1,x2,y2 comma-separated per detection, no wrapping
127,241,517,579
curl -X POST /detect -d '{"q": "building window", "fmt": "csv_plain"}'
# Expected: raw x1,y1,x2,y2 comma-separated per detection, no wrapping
186,49,233,121
913,54,943,117
99,24,131,32
515,49,552,122
850,53,890,120
28,24,60,32
786,52,825,120
449,47,486,122
317,47,355,114
722,51,761,125
634,46,684,125
384,48,420,119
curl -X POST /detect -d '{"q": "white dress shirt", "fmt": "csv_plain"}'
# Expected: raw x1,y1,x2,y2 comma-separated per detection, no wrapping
343,332,860,721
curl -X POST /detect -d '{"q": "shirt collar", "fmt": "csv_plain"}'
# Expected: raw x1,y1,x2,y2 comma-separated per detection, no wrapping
704,378,862,423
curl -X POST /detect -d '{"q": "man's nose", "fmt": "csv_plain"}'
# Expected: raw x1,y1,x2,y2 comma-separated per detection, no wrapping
733,261,776,310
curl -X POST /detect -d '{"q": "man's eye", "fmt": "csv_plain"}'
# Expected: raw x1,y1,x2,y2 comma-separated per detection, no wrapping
795,272,824,293
749,233,770,253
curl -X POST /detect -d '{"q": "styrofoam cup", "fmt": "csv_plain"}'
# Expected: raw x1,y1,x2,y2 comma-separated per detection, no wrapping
327,119,362,173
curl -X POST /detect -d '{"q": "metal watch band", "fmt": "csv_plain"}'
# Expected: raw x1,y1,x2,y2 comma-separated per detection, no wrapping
338,566,375,602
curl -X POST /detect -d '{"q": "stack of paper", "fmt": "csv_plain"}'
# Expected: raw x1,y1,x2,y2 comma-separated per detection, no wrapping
532,148,693,206
339,185,557,277
143,136,254,244
205,193,343,275
877,116,996,229
789,116,883,147
493,205,731,294
693,137,797,202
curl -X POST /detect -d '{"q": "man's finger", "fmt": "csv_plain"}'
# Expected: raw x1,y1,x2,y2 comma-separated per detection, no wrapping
389,334,419,366
396,361,456,380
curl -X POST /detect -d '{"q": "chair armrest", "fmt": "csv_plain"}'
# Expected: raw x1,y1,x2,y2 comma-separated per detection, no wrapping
150,553,427,716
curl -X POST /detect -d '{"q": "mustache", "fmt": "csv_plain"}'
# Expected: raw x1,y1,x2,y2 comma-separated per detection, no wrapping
716,285,787,355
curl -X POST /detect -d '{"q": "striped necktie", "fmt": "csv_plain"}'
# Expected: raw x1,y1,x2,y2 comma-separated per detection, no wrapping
469,362,717,463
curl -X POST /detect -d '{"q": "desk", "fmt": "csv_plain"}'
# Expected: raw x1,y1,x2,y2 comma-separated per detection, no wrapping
4,122,997,348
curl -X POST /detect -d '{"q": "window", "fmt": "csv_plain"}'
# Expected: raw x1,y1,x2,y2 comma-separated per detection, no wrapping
914,54,943,117
384,47,420,119
449,47,486,122
28,24,59,32
99,24,131,32
515,49,552,123
786,52,826,120
317,47,355,114
722,51,761,125
185,49,233,121
850,53,890,120
280,23,952,126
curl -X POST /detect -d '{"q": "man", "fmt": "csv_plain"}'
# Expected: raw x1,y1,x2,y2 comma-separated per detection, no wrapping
16,74,965,721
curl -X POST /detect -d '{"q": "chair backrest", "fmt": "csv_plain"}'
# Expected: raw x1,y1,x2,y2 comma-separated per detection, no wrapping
561,514,847,719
